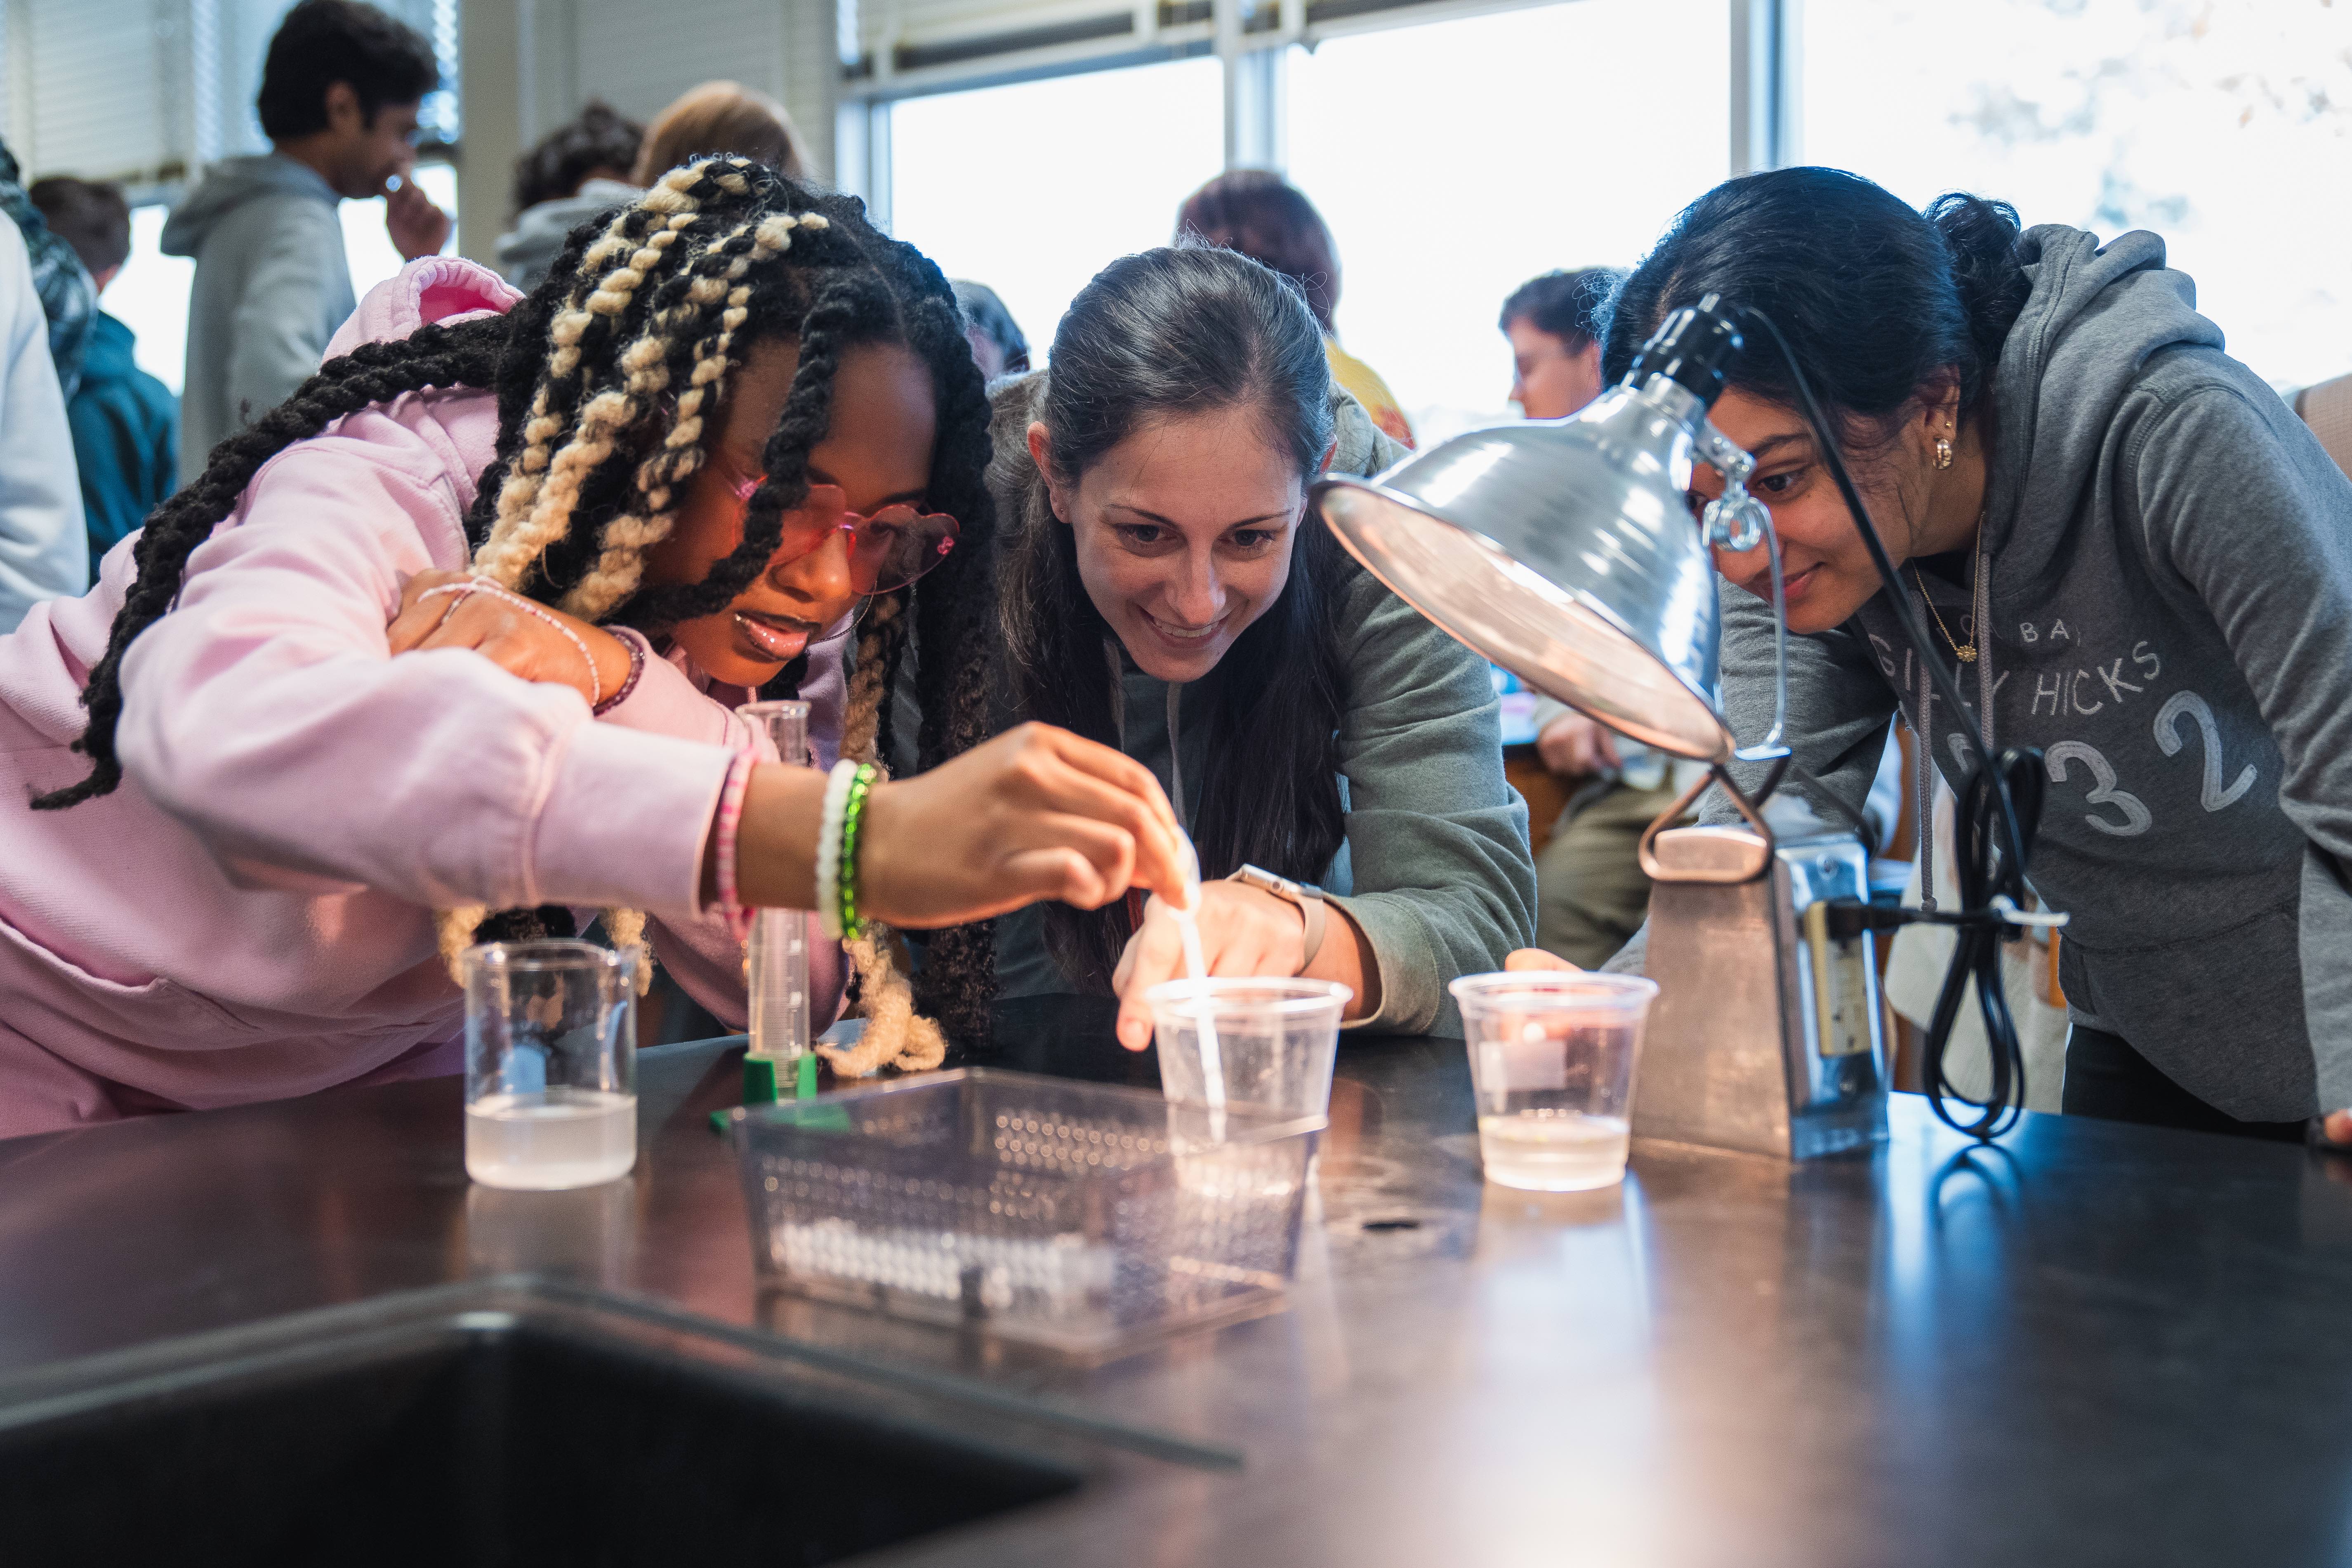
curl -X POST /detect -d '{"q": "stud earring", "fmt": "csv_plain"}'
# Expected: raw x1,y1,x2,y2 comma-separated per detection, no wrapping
1933,436,1954,470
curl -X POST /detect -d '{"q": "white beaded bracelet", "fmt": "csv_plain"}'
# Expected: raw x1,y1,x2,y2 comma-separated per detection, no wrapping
416,577,602,708
815,759,861,941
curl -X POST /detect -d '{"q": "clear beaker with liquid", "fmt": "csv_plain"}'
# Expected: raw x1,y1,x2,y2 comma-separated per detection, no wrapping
464,939,638,1190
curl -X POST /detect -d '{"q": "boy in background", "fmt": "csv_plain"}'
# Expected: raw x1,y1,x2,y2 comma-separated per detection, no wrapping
163,0,445,482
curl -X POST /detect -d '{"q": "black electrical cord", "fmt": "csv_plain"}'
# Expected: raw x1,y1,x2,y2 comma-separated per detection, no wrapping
1918,750,2046,1138
1730,304,2041,1142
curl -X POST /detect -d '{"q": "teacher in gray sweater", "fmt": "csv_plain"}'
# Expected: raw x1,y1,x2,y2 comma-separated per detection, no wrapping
916,246,1534,1048
1593,167,2352,1140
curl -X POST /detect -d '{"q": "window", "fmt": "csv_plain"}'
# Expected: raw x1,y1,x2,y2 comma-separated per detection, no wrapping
1803,0,2352,391
110,206,198,396
886,57,1225,360
1286,0,1730,442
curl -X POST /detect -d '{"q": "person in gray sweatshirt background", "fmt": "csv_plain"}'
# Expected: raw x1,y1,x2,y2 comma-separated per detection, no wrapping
493,100,643,293
1576,167,2352,1142
163,0,447,483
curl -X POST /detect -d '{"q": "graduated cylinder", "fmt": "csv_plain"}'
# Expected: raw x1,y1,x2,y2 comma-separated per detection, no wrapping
740,702,812,1064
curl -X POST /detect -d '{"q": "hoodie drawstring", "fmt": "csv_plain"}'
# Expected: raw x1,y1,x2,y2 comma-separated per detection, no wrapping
1913,556,2000,915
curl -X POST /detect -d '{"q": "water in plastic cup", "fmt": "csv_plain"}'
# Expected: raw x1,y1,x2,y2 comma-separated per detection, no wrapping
1144,977,1351,1125
463,940,638,1190
1450,971,1658,1193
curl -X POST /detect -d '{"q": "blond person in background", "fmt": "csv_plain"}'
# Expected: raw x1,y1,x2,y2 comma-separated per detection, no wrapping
631,83,805,189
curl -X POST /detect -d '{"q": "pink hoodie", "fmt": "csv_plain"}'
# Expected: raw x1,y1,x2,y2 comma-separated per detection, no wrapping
0,259,847,1139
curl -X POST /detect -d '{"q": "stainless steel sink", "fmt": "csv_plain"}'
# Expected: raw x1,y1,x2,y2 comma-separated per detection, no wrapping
0,1280,1212,1566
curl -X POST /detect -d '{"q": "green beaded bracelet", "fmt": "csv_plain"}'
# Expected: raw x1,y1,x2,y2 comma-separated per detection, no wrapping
837,762,877,938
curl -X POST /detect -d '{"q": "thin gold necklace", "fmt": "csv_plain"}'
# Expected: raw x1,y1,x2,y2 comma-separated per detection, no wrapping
1915,519,1985,664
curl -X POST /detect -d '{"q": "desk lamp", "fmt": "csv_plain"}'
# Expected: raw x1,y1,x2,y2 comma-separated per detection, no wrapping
1313,297,2052,1155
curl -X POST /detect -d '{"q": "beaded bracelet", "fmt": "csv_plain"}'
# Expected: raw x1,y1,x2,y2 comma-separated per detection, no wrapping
417,577,603,708
837,763,878,938
815,760,860,941
712,747,758,941
592,628,647,716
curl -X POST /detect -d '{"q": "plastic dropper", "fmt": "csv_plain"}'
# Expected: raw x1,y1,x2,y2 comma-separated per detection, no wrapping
1170,830,1226,1139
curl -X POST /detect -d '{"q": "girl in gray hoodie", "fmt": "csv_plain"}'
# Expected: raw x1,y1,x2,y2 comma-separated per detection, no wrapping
1603,167,2352,1140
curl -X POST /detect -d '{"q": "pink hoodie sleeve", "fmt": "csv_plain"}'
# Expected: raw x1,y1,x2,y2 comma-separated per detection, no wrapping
113,404,733,924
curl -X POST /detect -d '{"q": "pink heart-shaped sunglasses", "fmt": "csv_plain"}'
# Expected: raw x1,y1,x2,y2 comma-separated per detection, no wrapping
712,449,958,594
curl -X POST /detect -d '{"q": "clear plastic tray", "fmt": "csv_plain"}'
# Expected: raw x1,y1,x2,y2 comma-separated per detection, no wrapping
731,1068,1319,1356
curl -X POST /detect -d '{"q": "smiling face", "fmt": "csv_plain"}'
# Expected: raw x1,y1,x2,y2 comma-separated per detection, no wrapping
1032,405,1307,684
1693,383,1970,634
646,337,938,687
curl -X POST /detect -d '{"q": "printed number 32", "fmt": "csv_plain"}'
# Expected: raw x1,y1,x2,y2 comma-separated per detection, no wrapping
2034,692,2254,838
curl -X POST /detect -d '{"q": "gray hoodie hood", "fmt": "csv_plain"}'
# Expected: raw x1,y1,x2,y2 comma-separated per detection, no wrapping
1698,223,2352,1119
160,154,339,257
1978,225,2224,569
163,154,358,484
494,179,640,292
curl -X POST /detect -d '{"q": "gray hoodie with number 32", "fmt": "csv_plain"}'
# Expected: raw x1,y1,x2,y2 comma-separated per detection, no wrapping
1690,225,2352,1121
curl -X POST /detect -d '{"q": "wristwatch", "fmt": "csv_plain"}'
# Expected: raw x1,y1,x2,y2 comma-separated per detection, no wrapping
1228,864,1328,973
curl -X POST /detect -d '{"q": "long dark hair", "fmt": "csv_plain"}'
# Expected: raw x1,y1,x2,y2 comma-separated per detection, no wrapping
33,160,1001,1036
995,246,1348,992
1605,167,2031,444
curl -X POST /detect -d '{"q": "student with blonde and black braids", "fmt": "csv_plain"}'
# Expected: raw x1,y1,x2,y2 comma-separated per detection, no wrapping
0,159,1184,1137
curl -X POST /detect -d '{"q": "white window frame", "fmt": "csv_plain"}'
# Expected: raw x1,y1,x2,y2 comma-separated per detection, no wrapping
836,0,1803,229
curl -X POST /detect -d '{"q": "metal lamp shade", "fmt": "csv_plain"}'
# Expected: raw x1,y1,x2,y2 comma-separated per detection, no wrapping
1312,387,1735,762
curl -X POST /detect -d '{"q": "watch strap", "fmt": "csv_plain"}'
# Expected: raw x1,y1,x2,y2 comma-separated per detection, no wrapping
1229,864,1327,974
1296,891,1327,972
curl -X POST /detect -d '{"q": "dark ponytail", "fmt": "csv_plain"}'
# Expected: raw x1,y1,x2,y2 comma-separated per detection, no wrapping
1605,167,2028,439
998,245,1347,992
1925,191,2031,396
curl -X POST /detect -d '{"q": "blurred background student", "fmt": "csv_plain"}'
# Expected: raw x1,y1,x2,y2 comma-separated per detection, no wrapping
497,81,806,296
28,179,177,580
1176,170,1415,449
0,210,82,631
632,82,805,189
1495,264,1705,969
163,0,448,483
495,99,643,292
952,280,1029,383
1501,267,1617,421
0,139,93,402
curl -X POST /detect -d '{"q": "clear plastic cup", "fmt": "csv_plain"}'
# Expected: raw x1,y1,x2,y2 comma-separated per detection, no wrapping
1144,977,1352,1125
463,940,638,1190
1450,971,1659,1193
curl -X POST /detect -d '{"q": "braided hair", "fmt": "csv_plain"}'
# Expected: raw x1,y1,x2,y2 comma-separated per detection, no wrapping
33,158,1001,1047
